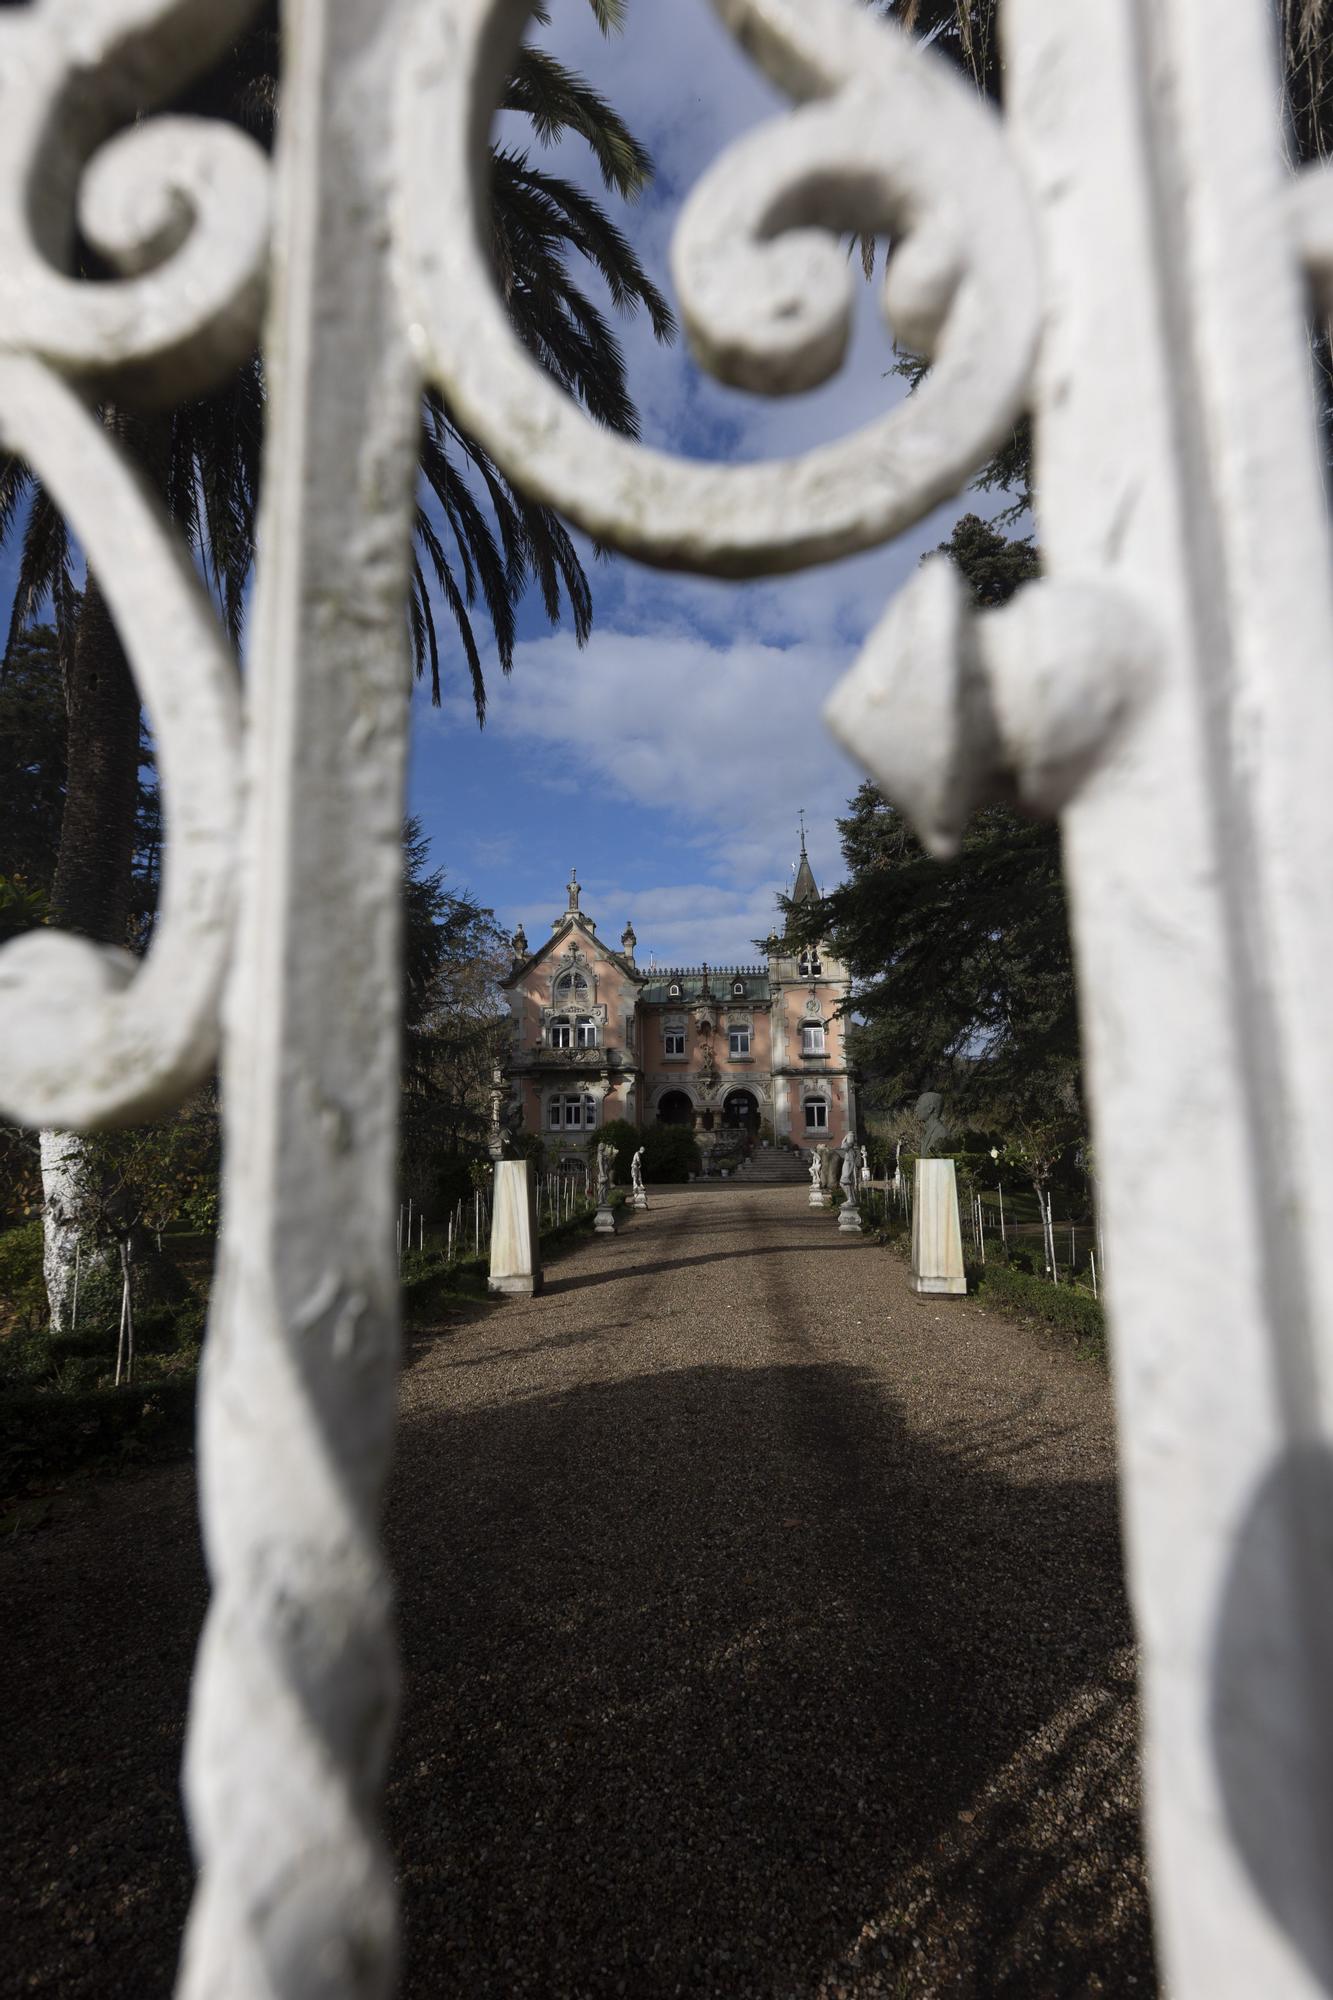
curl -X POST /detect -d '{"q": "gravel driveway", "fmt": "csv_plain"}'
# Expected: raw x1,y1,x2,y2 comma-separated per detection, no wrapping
3,1183,1155,1997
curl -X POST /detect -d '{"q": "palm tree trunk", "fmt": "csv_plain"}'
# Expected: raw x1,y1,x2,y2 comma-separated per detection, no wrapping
41,414,165,1328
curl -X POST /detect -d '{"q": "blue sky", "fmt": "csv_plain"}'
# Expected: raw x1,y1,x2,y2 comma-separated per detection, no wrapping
2,0,986,967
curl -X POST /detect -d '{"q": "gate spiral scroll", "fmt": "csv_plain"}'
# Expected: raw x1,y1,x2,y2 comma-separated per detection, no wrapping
397,0,1040,576
0,0,270,1130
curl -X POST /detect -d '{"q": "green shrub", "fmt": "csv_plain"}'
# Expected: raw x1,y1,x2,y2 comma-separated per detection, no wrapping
641,1124,701,1184
0,1221,46,1333
431,1155,479,1218
591,1119,640,1184
976,1260,1105,1352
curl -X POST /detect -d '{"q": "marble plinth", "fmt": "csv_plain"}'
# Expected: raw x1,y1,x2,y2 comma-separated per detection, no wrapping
633,1189,648,1210
488,1159,542,1295
838,1201,863,1234
594,1202,618,1234
911,1158,966,1297
809,1189,831,1208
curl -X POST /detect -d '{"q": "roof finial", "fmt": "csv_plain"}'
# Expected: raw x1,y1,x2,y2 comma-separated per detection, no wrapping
798,807,808,857
566,865,580,913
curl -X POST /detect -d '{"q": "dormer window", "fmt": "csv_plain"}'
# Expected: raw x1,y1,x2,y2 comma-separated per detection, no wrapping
576,1016,598,1049
732,979,745,997
551,1018,573,1049
668,981,681,998
799,949,822,977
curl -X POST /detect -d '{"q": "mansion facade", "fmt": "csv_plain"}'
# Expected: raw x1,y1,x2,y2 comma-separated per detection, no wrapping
502,850,857,1156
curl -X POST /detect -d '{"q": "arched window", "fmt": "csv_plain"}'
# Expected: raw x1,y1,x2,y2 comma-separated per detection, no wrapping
668,981,681,999
732,979,745,997
555,969,590,1005
799,949,822,977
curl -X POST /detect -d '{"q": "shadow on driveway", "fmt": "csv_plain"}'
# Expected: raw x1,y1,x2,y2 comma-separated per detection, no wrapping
386,1360,1153,1997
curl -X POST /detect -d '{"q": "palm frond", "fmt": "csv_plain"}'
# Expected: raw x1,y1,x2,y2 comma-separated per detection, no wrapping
503,46,653,198
530,0,629,36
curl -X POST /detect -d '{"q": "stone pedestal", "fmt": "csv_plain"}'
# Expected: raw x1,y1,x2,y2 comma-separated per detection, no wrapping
838,1200,863,1234
911,1159,966,1297
633,1189,647,1210
594,1201,618,1234
488,1160,542,1296
808,1188,830,1208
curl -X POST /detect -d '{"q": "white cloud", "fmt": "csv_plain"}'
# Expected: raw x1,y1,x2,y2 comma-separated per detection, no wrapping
490,628,855,824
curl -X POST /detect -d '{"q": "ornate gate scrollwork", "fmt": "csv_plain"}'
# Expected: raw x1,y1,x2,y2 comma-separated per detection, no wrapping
0,0,269,1130
399,0,1039,574
1,0,1331,1994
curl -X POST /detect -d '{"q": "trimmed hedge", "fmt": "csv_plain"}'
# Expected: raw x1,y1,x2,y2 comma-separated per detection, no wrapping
1,1378,197,1500
642,1124,701,1184
976,1259,1105,1352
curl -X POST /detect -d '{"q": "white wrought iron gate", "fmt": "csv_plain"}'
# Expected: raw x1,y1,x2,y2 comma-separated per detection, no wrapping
1,0,1330,1994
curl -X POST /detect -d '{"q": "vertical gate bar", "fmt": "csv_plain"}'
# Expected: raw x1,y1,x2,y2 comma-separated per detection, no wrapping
1006,0,1333,1991
178,0,420,1991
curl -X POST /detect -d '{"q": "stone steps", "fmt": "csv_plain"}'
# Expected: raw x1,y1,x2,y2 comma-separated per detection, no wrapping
736,1150,809,1184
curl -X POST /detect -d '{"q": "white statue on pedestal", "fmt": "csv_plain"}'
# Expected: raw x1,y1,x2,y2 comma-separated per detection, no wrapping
860,1143,871,1184
837,1132,863,1233
593,1138,619,1233
631,1145,647,1208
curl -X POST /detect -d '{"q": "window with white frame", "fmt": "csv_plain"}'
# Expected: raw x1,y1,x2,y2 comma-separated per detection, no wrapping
799,949,822,977
664,1029,686,1056
802,1021,826,1055
551,1017,573,1049
668,981,681,998
729,1027,751,1058
549,1093,598,1129
804,1097,828,1131
576,1015,598,1048
732,979,745,996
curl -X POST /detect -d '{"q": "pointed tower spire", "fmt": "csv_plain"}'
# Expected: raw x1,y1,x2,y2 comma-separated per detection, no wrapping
792,813,818,904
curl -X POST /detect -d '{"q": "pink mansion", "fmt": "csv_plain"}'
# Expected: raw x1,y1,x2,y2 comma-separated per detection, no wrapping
502,846,857,1157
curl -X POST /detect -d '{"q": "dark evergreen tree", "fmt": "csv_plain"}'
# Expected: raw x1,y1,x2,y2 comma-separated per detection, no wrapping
786,516,1081,1165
